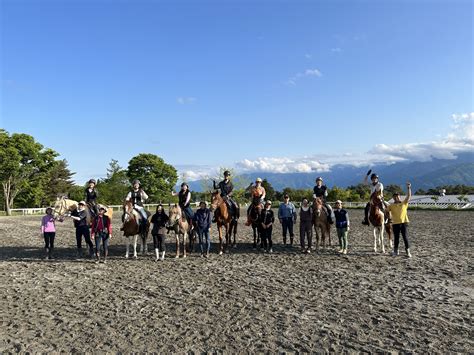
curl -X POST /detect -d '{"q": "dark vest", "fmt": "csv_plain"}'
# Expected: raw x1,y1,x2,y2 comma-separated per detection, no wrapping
334,209,348,228
300,207,312,223
85,188,98,203
131,190,143,207
218,180,233,196
313,185,327,200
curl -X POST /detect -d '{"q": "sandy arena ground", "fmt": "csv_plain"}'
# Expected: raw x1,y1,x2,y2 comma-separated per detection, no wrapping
0,209,472,353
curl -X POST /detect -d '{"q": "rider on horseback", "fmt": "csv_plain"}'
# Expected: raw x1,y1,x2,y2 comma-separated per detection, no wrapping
85,179,99,218
362,171,387,225
125,179,149,227
171,183,195,224
313,177,334,224
245,177,266,226
213,170,239,220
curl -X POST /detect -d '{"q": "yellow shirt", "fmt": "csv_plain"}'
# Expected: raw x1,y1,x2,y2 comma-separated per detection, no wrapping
388,201,409,224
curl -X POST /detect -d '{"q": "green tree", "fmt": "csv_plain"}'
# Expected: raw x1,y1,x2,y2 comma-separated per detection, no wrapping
261,179,276,201
384,184,403,198
0,130,58,214
127,154,178,203
42,159,75,205
97,159,130,204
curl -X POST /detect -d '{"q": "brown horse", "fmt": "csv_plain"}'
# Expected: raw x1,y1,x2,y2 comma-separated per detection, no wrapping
210,191,238,254
248,197,263,248
312,197,331,251
369,195,386,253
122,201,149,258
167,204,191,258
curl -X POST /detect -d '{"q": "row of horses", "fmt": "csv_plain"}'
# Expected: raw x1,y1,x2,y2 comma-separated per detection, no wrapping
53,192,393,259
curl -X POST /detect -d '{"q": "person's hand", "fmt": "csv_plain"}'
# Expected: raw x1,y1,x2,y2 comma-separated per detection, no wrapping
91,234,95,241
109,234,112,239
279,218,282,224
366,169,372,176
347,227,350,232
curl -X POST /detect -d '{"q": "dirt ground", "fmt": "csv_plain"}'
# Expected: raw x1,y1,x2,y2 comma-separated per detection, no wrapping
0,209,472,353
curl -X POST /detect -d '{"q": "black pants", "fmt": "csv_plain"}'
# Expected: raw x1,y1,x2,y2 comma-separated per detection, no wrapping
44,232,55,250
300,221,312,249
76,225,93,250
393,223,410,251
261,226,273,250
152,234,166,252
281,217,294,244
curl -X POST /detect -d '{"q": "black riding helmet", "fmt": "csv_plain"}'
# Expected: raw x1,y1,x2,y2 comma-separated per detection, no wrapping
370,173,379,180
88,179,96,185
224,170,231,177
132,179,141,185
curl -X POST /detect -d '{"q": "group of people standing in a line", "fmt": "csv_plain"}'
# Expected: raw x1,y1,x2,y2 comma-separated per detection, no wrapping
40,170,413,260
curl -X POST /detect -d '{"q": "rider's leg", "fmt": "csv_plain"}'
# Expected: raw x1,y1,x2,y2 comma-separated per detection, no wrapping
325,203,334,223
362,203,370,225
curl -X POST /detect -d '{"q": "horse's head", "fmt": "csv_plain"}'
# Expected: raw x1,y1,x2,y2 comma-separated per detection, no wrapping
53,196,77,218
167,204,182,227
122,200,135,223
210,191,221,212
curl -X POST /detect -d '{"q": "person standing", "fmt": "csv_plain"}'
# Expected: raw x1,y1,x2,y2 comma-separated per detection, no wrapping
150,205,169,261
388,182,412,258
299,198,313,253
40,207,59,259
278,194,297,246
91,206,112,263
71,201,94,258
334,200,350,254
259,200,275,253
193,201,212,257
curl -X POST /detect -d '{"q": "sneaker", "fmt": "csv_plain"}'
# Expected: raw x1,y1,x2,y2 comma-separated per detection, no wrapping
391,250,399,256
343,249,347,255
307,248,311,254
406,249,412,258
268,248,273,253
338,249,343,253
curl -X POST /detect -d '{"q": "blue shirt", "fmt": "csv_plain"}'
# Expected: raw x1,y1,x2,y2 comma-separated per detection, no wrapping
278,202,296,219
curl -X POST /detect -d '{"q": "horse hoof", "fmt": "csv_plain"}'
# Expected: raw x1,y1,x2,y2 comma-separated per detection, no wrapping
183,255,187,258
219,251,223,255
125,255,129,259
175,255,179,259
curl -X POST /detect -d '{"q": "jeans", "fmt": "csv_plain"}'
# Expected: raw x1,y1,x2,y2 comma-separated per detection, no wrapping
182,206,195,222
281,217,294,244
393,223,410,251
198,227,211,254
299,220,312,249
337,227,348,250
43,232,55,250
94,232,110,253
152,234,166,252
76,225,93,251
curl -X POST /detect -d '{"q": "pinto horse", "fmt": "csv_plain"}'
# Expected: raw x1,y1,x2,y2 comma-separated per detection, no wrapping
369,194,386,253
312,197,331,251
210,191,238,254
122,201,149,258
167,204,191,258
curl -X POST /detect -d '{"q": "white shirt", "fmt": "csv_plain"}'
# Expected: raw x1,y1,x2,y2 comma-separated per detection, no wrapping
370,182,383,195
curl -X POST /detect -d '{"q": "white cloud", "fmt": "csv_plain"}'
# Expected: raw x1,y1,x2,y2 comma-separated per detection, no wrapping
177,113,474,181
287,68,322,86
177,97,197,105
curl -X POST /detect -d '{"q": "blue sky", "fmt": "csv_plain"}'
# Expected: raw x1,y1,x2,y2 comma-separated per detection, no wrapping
1,0,473,183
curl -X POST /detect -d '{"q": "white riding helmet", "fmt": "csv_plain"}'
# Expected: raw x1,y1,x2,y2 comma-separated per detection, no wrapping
256,178,263,183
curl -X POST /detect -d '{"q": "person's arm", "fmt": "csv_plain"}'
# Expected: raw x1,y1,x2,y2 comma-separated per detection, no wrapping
185,191,191,206
278,205,282,220
292,204,297,222
213,180,218,190
324,187,328,197
404,182,412,203
227,182,234,197
346,211,350,230
141,190,149,201
40,217,45,236
125,191,132,201
261,187,266,199
106,217,112,236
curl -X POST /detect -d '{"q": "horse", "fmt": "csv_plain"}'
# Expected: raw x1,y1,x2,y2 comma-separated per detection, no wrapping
248,197,263,248
53,196,113,225
166,204,191,258
122,201,149,258
210,191,238,255
312,197,331,251
369,194,386,253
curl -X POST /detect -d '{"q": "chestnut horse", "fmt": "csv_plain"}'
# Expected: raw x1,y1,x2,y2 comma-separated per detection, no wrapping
210,191,238,254
248,197,263,248
369,195,386,253
312,197,331,251
167,204,191,258
122,201,149,258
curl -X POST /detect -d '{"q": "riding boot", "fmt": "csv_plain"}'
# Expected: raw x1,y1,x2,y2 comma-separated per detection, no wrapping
48,248,53,260
155,248,159,262
161,251,166,261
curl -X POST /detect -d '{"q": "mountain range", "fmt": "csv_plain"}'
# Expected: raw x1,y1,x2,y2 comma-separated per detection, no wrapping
186,153,474,192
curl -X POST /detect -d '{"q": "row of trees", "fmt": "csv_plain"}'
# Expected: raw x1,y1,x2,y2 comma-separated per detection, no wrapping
1,130,473,215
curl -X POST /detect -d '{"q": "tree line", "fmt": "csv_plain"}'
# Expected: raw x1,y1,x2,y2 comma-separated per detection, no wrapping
1,130,473,215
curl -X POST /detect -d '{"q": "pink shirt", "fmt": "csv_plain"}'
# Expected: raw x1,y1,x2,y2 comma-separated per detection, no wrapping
41,215,56,233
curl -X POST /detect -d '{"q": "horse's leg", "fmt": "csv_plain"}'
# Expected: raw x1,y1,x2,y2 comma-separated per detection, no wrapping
218,225,224,255
314,226,319,252
381,224,385,254
175,233,180,258
183,232,187,258
233,221,237,248
133,234,138,259
125,236,130,258
327,223,331,247
373,228,377,253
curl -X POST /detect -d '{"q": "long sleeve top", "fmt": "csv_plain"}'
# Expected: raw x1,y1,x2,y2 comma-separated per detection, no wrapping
41,215,56,233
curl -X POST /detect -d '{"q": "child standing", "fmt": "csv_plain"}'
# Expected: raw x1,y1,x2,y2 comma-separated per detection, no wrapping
150,205,169,261
299,198,313,253
334,200,350,254
259,200,275,253
91,206,112,263
41,207,57,259
193,201,212,257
